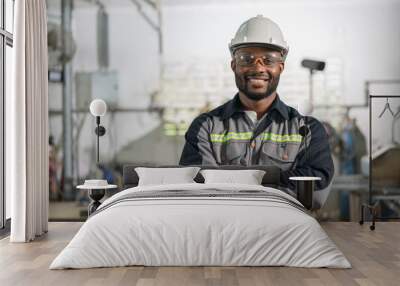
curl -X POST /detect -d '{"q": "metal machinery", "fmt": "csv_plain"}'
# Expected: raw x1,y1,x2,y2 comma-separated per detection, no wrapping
48,0,164,202
330,81,400,223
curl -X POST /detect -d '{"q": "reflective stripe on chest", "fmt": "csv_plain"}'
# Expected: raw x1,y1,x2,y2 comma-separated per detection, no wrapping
210,132,302,143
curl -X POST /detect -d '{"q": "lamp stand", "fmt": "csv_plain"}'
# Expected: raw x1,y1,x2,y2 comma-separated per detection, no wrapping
308,69,314,109
96,116,100,165
94,116,106,167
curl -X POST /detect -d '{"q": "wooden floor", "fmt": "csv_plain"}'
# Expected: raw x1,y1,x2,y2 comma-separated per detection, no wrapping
0,222,399,286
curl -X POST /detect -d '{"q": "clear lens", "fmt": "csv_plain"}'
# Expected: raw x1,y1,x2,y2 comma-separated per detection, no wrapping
236,53,282,67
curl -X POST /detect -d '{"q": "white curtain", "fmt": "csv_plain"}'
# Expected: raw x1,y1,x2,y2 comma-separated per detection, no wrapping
7,0,48,242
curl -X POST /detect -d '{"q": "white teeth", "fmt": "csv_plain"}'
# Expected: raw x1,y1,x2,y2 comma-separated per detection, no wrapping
247,77,269,81
248,79,266,85
249,78,267,82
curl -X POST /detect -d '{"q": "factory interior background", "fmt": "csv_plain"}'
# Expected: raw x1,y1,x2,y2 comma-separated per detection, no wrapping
3,0,400,223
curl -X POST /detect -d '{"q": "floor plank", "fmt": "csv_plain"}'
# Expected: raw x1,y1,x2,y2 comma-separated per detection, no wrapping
0,222,399,286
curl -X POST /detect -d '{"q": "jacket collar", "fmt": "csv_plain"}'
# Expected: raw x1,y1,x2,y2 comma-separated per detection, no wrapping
222,93,289,121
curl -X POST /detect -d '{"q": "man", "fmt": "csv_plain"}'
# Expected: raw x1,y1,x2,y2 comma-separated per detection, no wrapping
179,15,334,195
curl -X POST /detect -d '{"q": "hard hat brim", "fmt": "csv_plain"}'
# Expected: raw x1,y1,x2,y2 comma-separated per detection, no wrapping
229,42,288,59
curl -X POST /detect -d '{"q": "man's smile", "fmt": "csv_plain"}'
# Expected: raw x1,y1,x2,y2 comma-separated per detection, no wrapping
245,75,270,88
245,75,269,80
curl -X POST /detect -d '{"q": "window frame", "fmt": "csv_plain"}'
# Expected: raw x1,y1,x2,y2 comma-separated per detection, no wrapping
0,0,13,231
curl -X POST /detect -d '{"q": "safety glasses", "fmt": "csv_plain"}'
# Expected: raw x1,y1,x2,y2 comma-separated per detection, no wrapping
235,53,283,67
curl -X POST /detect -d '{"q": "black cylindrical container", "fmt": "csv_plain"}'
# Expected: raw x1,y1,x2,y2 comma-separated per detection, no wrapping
296,180,315,210
289,177,321,210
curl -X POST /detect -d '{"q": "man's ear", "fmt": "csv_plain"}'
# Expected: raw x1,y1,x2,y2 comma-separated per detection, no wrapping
231,59,236,72
279,62,285,73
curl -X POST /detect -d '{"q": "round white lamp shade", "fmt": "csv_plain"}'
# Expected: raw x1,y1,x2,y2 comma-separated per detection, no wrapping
89,99,107,117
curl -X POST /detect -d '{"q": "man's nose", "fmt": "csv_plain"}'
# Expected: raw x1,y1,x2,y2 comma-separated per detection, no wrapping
254,58,267,71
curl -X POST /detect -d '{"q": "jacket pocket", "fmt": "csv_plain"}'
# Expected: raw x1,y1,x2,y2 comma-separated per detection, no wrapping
259,142,300,171
220,142,248,165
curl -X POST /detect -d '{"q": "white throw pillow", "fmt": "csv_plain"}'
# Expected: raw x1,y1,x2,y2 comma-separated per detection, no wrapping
135,167,201,186
200,169,266,185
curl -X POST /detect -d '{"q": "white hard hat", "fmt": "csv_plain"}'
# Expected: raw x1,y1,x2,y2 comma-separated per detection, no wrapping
229,15,289,59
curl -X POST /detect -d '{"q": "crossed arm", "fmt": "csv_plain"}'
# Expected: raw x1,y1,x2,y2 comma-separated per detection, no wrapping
180,114,334,192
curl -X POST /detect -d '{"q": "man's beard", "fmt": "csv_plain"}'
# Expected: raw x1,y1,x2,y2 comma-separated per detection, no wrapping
235,72,280,101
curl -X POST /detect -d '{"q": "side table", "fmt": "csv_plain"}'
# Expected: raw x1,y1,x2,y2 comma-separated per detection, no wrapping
77,180,117,216
289,176,321,210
